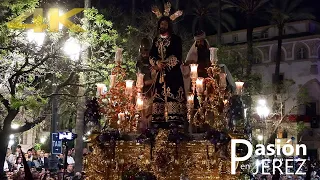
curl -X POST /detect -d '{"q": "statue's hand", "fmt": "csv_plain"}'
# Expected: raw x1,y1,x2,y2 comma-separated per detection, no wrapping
157,62,166,70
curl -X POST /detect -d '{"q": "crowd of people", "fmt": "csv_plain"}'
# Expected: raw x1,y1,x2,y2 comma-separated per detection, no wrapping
3,145,87,180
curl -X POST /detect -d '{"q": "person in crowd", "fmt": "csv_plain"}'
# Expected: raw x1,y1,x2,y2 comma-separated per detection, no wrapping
13,157,24,171
25,153,35,168
38,150,49,169
65,164,75,178
6,148,15,167
15,145,21,157
66,150,75,165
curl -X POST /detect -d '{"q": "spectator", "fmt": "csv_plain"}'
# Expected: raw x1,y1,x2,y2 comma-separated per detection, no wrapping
65,164,75,178
66,150,75,165
38,150,49,169
272,169,281,180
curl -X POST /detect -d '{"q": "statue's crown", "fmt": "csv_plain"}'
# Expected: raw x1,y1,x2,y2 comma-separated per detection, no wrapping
152,2,183,21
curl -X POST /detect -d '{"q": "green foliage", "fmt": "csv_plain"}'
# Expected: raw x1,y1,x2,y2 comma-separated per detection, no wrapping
34,143,41,151
296,121,306,135
217,45,262,93
0,0,39,19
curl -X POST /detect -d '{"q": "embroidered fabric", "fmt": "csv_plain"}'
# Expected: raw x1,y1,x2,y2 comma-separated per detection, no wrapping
155,37,171,58
166,55,179,70
153,86,185,103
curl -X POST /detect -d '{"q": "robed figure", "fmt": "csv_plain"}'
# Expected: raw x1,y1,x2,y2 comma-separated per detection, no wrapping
182,31,211,95
149,16,187,129
136,38,154,130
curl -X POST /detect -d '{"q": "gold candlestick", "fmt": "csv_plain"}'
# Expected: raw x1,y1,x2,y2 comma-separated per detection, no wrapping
187,93,194,133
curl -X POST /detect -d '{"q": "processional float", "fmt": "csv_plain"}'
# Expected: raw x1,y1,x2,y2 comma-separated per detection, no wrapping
84,45,249,179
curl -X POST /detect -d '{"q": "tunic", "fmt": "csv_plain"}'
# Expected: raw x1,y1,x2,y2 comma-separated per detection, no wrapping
136,58,153,97
149,34,187,129
197,45,210,77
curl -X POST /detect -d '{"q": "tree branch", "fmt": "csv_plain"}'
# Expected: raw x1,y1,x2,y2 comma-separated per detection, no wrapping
10,105,50,134
56,72,76,92
44,93,85,98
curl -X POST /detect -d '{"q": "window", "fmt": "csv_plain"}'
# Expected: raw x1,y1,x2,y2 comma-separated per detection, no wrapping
253,56,261,64
233,35,238,42
297,47,308,59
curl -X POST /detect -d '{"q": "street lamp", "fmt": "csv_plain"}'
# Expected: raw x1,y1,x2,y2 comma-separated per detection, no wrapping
11,123,20,129
63,37,81,61
256,99,270,145
27,30,45,47
40,137,47,144
63,37,84,172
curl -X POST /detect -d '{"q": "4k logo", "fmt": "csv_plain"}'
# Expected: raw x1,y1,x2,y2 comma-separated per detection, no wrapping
7,8,85,32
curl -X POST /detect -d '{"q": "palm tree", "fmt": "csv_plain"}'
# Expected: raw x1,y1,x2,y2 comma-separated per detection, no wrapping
265,0,314,145
223,0,269,76
187,0,235,35
266,0,314,85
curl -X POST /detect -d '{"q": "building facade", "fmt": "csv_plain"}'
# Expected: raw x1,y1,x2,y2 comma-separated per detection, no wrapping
209,20,320,160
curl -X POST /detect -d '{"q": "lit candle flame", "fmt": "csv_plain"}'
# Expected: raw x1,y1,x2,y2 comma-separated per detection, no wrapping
136,73,144,89
190,64,198,80
235,81,244,95
209,47,218,63
125,80,134,95
136,93,144,111
196,77,204,94
96,83,106,96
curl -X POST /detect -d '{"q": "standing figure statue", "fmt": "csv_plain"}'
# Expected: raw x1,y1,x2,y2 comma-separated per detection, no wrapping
185,30,211,77
136,38,154,131
182,31,211,95
149,11,186,129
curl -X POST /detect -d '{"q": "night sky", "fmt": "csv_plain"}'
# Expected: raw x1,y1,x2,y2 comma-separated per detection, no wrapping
95,0,320,34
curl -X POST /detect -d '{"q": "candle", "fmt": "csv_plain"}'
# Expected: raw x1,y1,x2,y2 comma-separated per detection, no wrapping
209,47,218,63
96,83,106,96
118,113,125,121
187,93,194,104
110,75,116,88
115,48,123,64
219,73,227,88
125,80,134,95
223,99,228,105
136,73,144,89
136,93,144,111
235,81,244,95
187,93,194,109
196,77,204,94
189,64,198,80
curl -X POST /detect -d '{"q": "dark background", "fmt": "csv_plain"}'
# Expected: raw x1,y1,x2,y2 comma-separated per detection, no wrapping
83,0,320,35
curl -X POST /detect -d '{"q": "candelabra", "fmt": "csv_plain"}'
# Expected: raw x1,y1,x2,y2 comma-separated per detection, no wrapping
187,47,239,132
96,48,145,133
